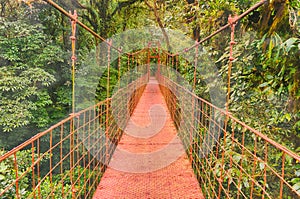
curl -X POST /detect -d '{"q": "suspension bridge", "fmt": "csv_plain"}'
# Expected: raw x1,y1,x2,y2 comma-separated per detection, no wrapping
1,0,300,198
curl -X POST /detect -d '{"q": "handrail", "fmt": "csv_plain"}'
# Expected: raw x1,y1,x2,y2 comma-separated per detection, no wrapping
158,0,268,56
0,73,148,198
182,0,268,54
43,0,267,57
43,0,123,53
158,74,300,162
157,71,300,198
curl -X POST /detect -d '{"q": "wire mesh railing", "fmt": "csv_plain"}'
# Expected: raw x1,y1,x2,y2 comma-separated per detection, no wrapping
0,102,107,198
0,73,148,198
157,72,300,199
4,0,296,198
1,51,299,198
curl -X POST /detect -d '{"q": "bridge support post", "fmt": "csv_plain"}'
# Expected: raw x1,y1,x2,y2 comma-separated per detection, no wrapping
189,40,199,163
218,14,238,198
69,10,78,198
226,15,238,113
118,47,122,88
157,43,161,76
105,39,112,165
147,42,151,77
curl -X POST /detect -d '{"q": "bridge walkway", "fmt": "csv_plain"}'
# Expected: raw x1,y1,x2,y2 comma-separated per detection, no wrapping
93,77,204,198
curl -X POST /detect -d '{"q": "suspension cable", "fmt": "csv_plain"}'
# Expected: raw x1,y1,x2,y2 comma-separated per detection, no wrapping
44,0,267,57
160,0,267,56
70,10,77,115
43,0,122,53
183,0,267,54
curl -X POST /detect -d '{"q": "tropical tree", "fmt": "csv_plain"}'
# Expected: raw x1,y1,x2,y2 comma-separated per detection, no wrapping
0,4,68,149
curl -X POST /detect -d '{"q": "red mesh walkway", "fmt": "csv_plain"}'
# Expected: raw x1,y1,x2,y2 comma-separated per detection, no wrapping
93,77,204,198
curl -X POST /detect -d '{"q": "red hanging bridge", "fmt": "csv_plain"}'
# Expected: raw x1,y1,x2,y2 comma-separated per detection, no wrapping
1,0,300,198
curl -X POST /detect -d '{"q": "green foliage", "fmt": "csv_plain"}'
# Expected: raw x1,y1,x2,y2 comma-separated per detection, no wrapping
0,149,36,198
79,0,146,38
0,148,99,198
25,166,99,198
26,176,72,199
217,31,300,149
0,3,72,151
292,164,300,196
0,0,299,197
0,18,58,132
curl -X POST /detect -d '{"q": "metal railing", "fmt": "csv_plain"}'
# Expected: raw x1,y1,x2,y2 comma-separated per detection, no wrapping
1,55,299,198
157,72,300,199
0,73,148,198
2,1,285,198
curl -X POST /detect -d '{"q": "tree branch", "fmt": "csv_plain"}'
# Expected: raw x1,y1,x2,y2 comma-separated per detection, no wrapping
111,0,142,16
73,0,87,9
144,0,171,51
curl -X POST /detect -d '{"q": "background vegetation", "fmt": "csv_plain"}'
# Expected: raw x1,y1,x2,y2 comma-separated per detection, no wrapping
0,0,299,197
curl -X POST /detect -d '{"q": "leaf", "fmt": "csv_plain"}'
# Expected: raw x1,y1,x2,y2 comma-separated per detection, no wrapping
292,182,300,193
233,154,242,163
282,38,299,52
259,82,269,88
0,163,8,172
259,162,265,171
283,113,292,122
294,121,300,128
243,179,250,188
262,86,271,93
291,178,300,183
266,75,273,80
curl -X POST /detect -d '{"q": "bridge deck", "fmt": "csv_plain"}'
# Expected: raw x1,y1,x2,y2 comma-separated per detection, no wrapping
93,77,204,198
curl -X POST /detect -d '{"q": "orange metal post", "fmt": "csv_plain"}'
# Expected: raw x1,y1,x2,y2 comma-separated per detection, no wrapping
106,39,112,165
14,153,20,199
